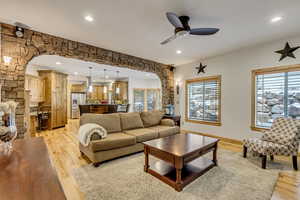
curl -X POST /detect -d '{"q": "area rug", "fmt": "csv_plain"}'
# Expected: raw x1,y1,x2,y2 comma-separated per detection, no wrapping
73,149,286,200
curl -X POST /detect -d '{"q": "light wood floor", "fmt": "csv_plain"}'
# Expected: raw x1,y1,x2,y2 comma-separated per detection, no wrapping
34,119,300,200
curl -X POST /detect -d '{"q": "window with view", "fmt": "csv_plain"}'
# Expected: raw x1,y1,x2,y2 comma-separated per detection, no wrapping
133,89,161,112
186,76,221,126
252,65,300,130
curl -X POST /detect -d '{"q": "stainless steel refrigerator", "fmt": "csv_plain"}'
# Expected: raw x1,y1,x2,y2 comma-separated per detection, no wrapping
71,93,86,119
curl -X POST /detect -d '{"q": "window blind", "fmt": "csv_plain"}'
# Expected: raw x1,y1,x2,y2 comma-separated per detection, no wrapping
187,79,220,122
133,89,145,112
255,71,300,128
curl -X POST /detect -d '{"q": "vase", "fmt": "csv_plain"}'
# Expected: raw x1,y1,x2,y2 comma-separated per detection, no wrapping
0,102,18,158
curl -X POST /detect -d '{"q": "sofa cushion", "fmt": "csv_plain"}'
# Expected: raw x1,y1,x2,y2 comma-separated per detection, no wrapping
149,125,180,138
90,132,136,152
124,128,158,142
160,119,175,127
120,112,144,130
80,113,121,133
140,110,164,127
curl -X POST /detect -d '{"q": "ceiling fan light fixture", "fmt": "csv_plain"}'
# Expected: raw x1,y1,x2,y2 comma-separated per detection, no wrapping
176,30,189,37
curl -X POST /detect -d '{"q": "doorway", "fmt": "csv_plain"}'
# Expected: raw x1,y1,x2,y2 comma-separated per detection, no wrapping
25,55,162,135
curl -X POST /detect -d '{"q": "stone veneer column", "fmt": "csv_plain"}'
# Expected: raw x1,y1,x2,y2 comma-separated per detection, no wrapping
0,24,26,136
0,23,174,137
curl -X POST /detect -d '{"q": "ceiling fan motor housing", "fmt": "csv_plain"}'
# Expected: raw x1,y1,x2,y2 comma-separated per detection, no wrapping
179,16,190,30
174,16,190,35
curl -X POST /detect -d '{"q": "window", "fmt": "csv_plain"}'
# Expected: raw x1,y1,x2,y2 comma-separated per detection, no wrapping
133,89,161,112
251,65,300,131
185,76,221,126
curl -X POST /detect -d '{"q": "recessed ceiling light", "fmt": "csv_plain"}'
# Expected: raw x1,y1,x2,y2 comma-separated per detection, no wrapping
105,75,109,79
85,15,94,22
56,62,61,65
271,16,282,23
74,72,78,75
176,50,182,54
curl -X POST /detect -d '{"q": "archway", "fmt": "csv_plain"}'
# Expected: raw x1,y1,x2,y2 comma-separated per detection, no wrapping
0,23,174,137
26,54,163,112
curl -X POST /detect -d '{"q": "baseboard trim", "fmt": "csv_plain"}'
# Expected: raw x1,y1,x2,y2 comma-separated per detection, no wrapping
181,129,243,146
181,129,300,157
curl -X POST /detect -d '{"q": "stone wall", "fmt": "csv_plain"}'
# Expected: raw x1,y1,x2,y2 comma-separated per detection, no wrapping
0,23,174,137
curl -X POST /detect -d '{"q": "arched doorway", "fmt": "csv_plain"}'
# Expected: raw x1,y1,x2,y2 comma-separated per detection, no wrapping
0,23,174,137
26,54,162,116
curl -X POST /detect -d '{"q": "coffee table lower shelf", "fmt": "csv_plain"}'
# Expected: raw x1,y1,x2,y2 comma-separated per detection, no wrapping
146,156,216,191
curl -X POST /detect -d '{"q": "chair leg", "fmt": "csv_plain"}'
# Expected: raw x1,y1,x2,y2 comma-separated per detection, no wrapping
243,146,247,158
292,156,298,171
270,155,274,161
262,155,267,169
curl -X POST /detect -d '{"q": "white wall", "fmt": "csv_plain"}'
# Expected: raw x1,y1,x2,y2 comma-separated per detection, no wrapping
175,35,300,141
128,77,162,112
26,64,39,76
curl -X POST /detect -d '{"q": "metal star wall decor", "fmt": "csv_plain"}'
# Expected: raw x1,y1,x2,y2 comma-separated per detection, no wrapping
275,42,300,61
196,62,207,74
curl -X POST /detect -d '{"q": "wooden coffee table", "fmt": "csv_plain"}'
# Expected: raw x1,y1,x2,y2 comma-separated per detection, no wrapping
143,133,219,192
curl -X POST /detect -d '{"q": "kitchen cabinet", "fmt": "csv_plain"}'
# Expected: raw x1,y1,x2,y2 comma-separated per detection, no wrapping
82,81,128,104
39,70,68,129
71,84,86,93
25,75,45,103
112,81,128,104
87,85,107,101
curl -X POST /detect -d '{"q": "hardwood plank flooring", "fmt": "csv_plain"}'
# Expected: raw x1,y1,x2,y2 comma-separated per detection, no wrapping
34,120,89,200
34,119,299,200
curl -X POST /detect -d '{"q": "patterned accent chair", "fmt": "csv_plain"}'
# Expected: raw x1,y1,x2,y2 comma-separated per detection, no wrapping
243,117,300,170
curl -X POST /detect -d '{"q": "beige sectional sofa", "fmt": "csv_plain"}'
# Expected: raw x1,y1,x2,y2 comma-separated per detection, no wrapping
79,111,180,166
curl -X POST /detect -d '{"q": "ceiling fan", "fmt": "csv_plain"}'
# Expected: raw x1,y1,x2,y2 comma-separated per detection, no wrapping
160,12,219,45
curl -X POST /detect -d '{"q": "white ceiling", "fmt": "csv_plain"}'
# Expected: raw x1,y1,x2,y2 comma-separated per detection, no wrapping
1,0,300,65
27,55,160,82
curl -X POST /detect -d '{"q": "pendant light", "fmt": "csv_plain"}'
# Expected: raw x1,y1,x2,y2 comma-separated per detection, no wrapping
103,69,107,93
88,67,93,93
116,71,120,94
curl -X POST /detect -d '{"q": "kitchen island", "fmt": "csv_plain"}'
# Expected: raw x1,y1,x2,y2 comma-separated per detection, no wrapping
79,104,118,115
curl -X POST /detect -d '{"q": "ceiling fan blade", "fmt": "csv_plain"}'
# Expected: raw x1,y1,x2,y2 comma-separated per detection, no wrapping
190,28,220,35
166,12,183,28
160,34,178,45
